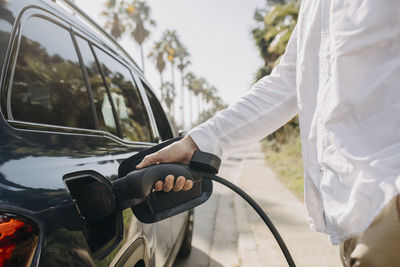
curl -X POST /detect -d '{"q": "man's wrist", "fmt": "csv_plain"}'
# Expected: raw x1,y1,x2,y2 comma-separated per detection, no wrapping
182,135,199,162
183,135,199,151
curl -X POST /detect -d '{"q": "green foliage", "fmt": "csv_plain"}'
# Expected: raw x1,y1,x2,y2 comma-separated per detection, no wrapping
254,1,303,197
253,0,301,145
13,35,93,128
262,127,304,199
252,0,300,80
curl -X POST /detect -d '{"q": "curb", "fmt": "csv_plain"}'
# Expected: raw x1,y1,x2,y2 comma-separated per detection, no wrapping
231,152,263,267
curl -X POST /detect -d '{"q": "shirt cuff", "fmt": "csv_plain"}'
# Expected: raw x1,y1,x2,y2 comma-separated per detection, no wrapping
187,124,223,158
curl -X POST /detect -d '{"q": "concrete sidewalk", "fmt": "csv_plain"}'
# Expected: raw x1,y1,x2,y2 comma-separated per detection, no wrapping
175,143,341,267
234,143,341,267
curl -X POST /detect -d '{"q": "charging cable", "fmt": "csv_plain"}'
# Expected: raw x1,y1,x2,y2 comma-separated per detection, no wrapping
209,174,296,267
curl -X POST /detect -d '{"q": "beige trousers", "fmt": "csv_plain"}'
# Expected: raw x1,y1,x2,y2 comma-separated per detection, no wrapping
340,196,400,267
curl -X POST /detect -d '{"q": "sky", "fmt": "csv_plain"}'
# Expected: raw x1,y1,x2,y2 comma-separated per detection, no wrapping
73,0,265,128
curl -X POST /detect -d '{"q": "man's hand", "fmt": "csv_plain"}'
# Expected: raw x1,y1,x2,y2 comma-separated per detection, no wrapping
136,135,198,192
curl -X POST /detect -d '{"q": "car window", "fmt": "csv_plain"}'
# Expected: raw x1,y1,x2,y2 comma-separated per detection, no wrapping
10,17,94,129
74,36,118,136
93,47,152,142
143,83,174,140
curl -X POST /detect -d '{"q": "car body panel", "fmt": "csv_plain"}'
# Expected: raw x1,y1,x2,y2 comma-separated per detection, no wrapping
0,0,189,266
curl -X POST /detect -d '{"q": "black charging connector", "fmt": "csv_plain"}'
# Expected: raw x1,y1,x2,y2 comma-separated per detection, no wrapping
118,142,296,266
190,150,221,174
68,138,296,266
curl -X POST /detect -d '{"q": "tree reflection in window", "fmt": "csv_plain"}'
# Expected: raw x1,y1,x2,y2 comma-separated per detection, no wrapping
144,84,174,141
75,36,118,136
11,17,93,129
93,47,152,142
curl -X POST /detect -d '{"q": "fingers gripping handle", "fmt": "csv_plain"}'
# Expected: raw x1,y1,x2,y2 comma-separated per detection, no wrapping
113,164,197,210
114,150,221,211
69,142,221,222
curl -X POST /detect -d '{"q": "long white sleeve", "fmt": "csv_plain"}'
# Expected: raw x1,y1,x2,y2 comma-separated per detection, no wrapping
188,0,400,244
188,27,298,157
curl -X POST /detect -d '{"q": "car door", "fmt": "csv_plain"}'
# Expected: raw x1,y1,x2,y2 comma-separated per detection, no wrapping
139,81,188,250
0,6,160,266
0,9,127,266
71,30,156,266
85,42,175,266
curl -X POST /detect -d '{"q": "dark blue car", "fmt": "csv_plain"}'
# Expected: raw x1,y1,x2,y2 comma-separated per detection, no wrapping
0,0,193,266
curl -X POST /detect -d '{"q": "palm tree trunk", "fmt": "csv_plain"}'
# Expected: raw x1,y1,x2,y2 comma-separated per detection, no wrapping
171,63,175,118
189,91,193,128
140,45,145,74
171,63,175,86
180,70,185,128
159,72,163,97
197,96,200,118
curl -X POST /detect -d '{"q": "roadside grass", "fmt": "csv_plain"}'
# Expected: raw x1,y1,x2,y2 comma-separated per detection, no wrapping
261,134,304,200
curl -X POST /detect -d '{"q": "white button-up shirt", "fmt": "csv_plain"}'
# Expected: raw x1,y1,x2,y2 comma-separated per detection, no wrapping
188,0,400,244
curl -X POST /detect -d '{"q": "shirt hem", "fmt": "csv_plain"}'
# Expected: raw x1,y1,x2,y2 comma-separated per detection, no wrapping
323,192,400,245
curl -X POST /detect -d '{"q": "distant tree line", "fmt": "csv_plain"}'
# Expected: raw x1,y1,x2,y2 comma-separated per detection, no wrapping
101,0,227,129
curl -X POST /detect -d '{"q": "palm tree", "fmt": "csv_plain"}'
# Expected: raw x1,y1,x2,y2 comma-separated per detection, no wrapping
252,0,300,145
160,81,176,116
176,43,191,128
126,0,156,72
161,30,180,88
204,85,217,110
148,40,167,90
197,77,207,115
191,78,201,118
211,95,227,115
189,77,206,117
185,72,196,128
155,30,180,118
101,0,127,39
252,0,300,80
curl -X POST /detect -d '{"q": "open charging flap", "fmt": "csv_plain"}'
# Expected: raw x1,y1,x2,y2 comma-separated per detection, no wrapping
117,137,218,223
